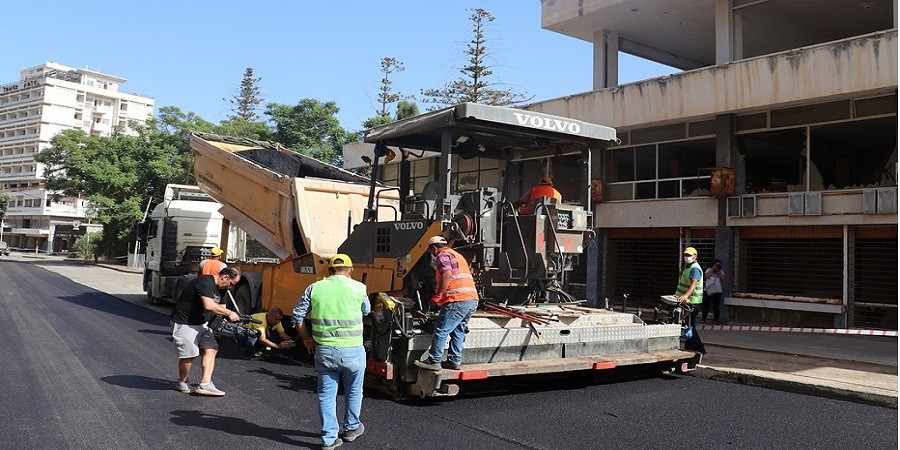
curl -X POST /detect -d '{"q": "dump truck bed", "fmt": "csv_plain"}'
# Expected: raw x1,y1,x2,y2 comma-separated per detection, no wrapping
190,133,398,260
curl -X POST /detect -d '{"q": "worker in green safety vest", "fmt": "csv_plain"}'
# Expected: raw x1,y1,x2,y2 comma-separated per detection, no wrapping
292,253,371,450
676,246,707,354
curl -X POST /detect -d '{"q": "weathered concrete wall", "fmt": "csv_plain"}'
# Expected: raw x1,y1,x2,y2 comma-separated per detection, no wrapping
595,196,718,228
525,31,897,130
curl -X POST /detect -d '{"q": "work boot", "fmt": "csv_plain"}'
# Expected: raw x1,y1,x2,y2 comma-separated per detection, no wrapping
414,358,441,371
441,360,461,370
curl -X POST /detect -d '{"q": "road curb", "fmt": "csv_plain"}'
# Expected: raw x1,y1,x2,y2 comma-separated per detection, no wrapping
690,366,898,409
703,343,898,369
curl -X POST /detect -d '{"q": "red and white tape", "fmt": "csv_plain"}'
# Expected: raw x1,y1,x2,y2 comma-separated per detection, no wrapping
696,324,897,337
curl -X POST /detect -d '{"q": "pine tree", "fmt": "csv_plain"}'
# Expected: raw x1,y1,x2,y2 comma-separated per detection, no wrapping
226,67,263,121
421,8,532,107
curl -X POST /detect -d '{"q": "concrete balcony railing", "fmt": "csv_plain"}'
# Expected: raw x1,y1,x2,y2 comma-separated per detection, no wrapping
524,31,897,130
726,188,898,226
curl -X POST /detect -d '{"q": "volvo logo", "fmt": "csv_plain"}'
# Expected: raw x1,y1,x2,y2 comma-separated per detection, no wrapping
394,222,424,230
512,112,581,134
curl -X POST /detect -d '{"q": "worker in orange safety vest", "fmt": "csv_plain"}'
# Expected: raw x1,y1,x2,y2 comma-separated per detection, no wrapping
513,176,562,214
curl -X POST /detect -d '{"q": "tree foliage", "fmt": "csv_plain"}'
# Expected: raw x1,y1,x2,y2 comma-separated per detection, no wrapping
421,8,531,107
226,67,264,121
265,99,348,166
376,57,407,117
396,100,420,120
35,123,190,258
0,193,9,222
215,118,272,141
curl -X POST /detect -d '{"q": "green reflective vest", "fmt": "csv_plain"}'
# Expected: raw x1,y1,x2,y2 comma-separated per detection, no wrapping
676,261,704,304
309,275,367,347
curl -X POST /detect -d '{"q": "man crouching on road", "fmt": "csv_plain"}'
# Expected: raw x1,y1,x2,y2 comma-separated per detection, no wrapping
293,254,370,450
171,266,241,396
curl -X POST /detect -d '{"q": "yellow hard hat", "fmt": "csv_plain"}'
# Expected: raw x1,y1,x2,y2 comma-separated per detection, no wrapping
329,253,353,268
210,247,224,256
539,177,553,185
683,247,698,256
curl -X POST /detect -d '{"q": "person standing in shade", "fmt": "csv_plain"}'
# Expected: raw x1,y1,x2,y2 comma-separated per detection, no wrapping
676,247,706,354
414,236,479,371
199,246,226,276
292,254,370,450
702,259,726,324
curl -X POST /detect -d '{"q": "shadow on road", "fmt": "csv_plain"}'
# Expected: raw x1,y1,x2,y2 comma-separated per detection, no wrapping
249,366,318,393
101,374,176,391
170,410,319,447
55,292,170,327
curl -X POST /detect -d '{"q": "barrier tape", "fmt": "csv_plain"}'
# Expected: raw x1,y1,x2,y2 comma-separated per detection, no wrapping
696,324,897,337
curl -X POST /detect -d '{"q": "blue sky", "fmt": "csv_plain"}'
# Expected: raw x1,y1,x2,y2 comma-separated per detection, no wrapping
3,1,677,132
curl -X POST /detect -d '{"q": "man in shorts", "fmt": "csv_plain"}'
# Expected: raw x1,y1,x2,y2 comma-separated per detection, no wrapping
171,266,241,396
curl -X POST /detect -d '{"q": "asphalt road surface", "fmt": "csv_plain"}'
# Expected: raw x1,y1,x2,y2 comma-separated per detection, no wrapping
0,258,896,449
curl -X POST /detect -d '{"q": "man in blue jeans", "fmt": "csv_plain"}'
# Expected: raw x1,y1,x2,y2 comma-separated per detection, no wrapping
415,236,480,371
293,254,371,450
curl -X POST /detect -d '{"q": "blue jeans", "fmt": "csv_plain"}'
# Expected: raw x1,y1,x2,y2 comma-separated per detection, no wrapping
427,299,478,364
314,345,366,445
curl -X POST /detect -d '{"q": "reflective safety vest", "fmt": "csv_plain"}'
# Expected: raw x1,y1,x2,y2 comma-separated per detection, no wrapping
520,185,562,214
309,275,367,347
435,248,479,305
199,259,226,276
675,261,704,304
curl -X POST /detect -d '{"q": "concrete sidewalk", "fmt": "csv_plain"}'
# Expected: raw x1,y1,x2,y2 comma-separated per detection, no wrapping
20,253,899,408
693,327,897,408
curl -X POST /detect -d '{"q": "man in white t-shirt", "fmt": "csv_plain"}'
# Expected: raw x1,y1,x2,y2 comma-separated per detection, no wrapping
702,259,726,324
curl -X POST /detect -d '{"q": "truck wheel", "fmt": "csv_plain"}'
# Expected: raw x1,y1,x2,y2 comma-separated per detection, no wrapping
231,283,253,314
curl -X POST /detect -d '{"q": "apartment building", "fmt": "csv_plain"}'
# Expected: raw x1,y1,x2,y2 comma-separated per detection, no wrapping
523,0,897,329
0,62,154,253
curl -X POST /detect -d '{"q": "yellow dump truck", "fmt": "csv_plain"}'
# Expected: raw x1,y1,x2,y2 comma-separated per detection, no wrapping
190,103,700,399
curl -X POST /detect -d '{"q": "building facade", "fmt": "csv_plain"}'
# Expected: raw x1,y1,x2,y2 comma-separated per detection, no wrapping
526,0,897,329
0,62,154,253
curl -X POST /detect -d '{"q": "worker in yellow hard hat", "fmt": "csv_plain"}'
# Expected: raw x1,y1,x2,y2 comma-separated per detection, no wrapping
513,176,562,215
675,246,706,354
291,252,370,448
199,246,226,276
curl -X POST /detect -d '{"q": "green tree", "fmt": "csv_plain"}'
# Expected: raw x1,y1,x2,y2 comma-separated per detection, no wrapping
421,8,532,107
214,118,272,140
376,57,407,117
396,100,420,120
0,193,9,223
72,231,102,262
265,99,348,166
226,67,264,121
35,124,190,258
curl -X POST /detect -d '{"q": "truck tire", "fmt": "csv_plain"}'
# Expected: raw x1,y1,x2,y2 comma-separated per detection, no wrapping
230,283,254,314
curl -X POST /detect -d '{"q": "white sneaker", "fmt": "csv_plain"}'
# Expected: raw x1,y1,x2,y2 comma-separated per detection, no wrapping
194,382,225,397
175,381,191,394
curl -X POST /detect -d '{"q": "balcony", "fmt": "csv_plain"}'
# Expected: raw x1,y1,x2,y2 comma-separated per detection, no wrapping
525,31,897,130
727,188,898,226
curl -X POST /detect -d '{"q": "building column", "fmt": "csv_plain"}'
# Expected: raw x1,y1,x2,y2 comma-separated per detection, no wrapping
715,0,735,64
592,30,619,89
715,114,737,324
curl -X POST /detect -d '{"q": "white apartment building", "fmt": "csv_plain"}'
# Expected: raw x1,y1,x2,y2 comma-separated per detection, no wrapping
525,0,897,329
0,62,154,253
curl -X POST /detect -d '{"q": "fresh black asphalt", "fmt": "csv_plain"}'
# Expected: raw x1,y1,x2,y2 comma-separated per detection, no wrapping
0,258,896,449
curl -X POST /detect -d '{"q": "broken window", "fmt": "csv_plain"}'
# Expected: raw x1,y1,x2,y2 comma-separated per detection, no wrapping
603,138,715,200
737,128,805,193
808,117,897,190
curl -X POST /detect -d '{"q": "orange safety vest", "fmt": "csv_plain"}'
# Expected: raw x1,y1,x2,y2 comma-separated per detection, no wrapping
199,259,226,276
520,185,562,214
434,248,478,305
